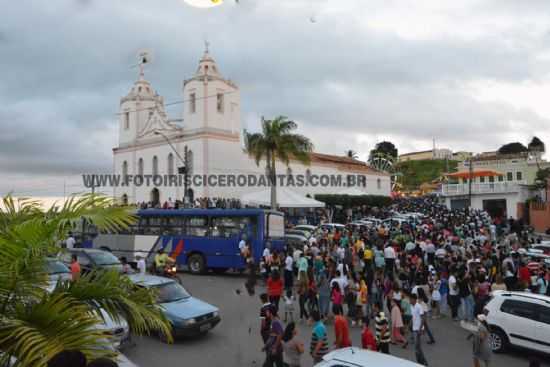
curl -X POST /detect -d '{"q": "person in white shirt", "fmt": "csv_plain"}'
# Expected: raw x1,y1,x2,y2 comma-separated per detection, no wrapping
136,255,147,274
448,270,459,321
284,253,294,290
383,245,396,277
411,294,429,366
65,232,76,249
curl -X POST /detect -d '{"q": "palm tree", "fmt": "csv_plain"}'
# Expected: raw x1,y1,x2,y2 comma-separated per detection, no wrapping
245,116,313,209
0,194,171,367
345,150,359,160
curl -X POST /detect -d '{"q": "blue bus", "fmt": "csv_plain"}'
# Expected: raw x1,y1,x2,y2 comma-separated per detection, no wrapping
82,208,285,274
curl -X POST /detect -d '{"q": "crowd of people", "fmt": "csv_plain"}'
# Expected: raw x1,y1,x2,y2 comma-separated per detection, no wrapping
137,196,243,210
251,197,549,367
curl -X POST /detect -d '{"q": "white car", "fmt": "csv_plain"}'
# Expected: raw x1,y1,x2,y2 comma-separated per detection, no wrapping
294,224,317,232
484,291,550,354
320,223,346,233
315,347,423,366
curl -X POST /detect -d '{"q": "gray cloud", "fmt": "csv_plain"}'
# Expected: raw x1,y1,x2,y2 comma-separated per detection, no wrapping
2,0,550,195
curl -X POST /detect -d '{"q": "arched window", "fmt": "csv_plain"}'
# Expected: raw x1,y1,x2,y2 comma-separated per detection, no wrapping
377,178,381,190
122,161,128,177
138,158,144,176
152,156,158,176
187,150,194,176
167,153,174,175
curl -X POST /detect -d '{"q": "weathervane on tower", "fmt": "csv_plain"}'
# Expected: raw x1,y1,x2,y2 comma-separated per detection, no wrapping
133,49,153,79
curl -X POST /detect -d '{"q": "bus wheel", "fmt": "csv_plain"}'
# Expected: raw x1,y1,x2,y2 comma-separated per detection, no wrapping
188,254,205,275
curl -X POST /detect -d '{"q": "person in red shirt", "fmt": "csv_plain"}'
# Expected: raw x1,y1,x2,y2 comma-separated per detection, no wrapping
333,305,351,349
518,262,531,289
70,254,81,281
361,317,377,351
267,270,284,312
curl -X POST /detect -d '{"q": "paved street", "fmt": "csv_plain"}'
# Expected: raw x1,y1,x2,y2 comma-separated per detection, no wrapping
124,273,538,367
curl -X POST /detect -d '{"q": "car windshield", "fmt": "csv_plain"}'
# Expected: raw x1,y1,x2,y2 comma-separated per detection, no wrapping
154,282,191,303
45,260,70,275
86,251,121,265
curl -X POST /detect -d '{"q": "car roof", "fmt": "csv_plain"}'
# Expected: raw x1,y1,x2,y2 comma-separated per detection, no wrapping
322,347,423,366
128,274,176,287
492,290,550,304
67,248,105,254
285,234,307,240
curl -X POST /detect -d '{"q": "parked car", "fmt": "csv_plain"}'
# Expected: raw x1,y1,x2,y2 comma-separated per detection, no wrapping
44,258,72,292
128,274,220,339
60,248,123,274
315,347,423,366
484,290,550,354
531,243,550,255
293,224,317,233
285,234,309,250
320,223,346,233
286,229,312,239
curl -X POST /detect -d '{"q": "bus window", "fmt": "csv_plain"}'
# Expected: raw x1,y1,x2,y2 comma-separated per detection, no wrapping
211,216,257,239
145,216,164,235
266,213,284,238
187,216,208,237
166,216,185,235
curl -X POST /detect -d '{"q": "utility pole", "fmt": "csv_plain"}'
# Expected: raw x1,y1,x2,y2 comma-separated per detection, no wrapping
154,131,189,205
468,158,473,209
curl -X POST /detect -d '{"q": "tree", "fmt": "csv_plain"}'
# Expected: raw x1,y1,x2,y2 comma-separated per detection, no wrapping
368,141,398,164
345,150,359,160
0,194,171,367
497,142,528,155
245,116,313,209
528,136,545,153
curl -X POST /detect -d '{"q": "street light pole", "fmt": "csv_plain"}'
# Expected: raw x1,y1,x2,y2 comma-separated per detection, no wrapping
154,131,189,204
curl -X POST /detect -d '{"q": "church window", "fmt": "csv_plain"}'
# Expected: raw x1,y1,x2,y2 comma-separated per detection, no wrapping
167,153,174,175
377,178,381,189
138,158,144,176
190,93,196,114
122,161,128,177
217,93,224,113
152,156,159,176
124,112,129,129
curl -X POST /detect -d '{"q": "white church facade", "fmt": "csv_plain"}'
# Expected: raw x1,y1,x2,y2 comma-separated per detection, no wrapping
113,49,391,205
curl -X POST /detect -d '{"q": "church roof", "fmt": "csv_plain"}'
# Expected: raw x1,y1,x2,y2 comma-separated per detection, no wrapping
309,152,387,175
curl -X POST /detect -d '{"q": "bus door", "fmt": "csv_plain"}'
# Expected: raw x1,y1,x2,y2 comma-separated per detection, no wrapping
211,215,258,269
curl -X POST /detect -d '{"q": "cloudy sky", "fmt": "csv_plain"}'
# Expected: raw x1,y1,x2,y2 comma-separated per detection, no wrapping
2,0,550,197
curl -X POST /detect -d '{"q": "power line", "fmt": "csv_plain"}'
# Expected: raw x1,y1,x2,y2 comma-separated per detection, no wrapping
115,89,236,116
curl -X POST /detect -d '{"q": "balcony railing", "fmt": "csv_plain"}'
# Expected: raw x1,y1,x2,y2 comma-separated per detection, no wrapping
441,181,526,196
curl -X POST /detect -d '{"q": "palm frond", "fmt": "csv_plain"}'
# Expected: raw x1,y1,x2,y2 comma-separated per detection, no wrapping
53,271,172,343
0,293,112,367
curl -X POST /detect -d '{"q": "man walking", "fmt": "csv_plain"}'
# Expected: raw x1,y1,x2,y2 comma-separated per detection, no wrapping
310,310,329,364
411,294,429,366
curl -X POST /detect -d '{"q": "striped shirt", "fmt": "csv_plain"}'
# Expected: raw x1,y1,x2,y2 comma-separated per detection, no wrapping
310,321,329,358
375,312,391,344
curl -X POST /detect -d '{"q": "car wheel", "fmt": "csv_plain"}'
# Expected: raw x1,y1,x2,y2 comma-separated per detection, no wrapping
188,254,205,275
489,329,507,353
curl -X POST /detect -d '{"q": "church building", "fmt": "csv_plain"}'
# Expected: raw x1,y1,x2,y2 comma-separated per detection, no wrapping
113,48,391,205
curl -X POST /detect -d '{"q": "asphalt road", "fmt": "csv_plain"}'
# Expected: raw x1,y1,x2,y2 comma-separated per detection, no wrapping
124,273,544,367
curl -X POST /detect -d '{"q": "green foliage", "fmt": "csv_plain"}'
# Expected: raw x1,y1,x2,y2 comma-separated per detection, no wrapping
498,142,528,154
314,194,392,208
534,168,550,189
0,194,171,367
396,159,458,190
369,141,398,161
528,136,545,153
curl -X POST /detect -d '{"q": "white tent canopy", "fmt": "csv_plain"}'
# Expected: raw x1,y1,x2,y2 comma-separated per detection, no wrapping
241,187,325,208
336,187,369,196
